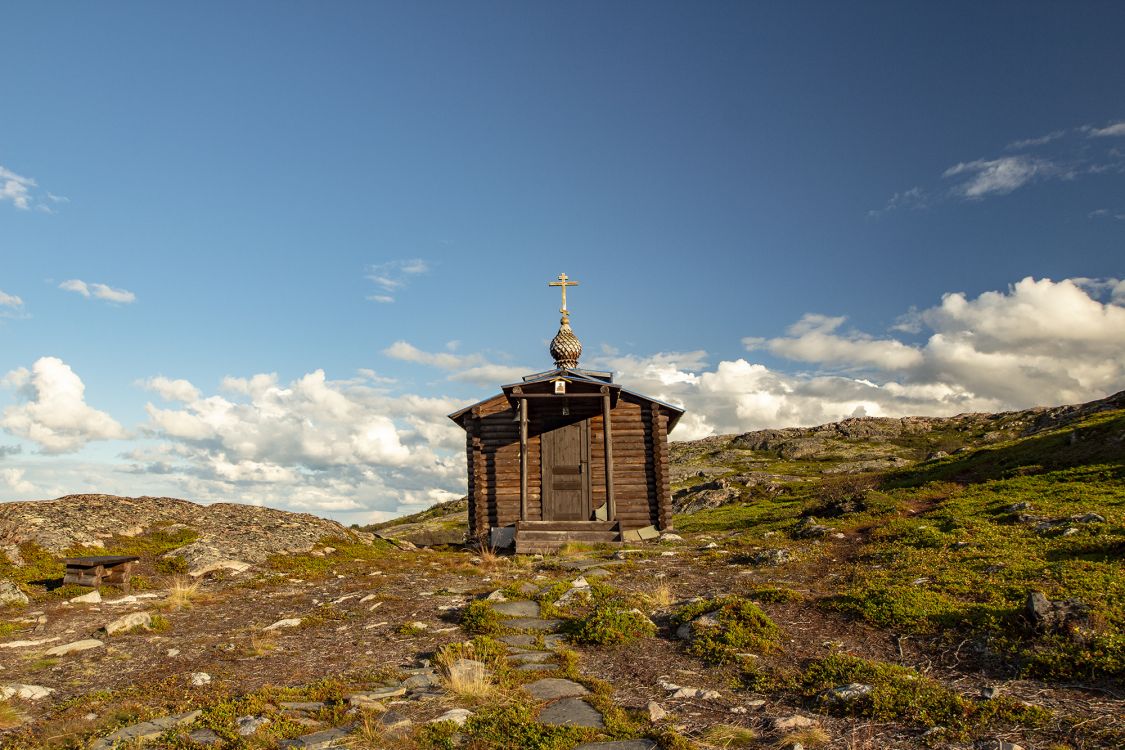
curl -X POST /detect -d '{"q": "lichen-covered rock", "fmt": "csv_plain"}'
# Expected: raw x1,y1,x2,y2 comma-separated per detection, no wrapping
0,495,368,573
0,578,29,607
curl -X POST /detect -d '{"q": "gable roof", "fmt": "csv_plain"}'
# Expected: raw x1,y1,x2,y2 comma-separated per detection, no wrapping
448,367,685,430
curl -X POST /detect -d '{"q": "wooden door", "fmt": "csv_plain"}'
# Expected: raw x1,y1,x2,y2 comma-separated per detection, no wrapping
541,420,590,521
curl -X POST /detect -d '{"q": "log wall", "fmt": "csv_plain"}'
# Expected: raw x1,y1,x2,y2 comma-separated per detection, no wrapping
464,392,676,536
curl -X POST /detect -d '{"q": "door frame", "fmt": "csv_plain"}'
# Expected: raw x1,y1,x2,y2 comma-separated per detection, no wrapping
540,419,592,521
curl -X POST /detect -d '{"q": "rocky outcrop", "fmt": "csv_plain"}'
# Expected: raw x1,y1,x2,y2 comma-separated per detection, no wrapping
0,495,367,571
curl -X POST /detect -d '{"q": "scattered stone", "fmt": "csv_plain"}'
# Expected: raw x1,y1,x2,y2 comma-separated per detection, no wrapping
646,701,668,721
584,567,612,578
429,708,473,725
675,610,721,641
188,560,252,577
265,617,303,631
514,582,540,596
700,542,720,550
772,715,817,731
0,578,30,607
45,638,104,656
749,548,790,566
188,728,222,745
485,589,508,602
167,647,180,657
975,741,1024,750
670,686,721,700
352,685,407,700
377,709,413,736
1004,502,1031,513
403,673,438,689
538,697,605,728
980,686,1001,700
69,589,102,604
90,710,202,750
659,533,684,543
279,725,356,749
793,516,833,538
1072,512,1106,524
105,611,152,635
237,715,270,735
524,677,589,701
103,595,140,605
613,549,646,559
822,683,873,702
0,637,59,649
1024,591,1091,634
490,600,540,618
190,672,212,686
0,683,55,700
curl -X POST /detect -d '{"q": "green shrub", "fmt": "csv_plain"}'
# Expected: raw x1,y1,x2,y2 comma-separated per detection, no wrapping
460,599,502,635
799,652,1050,736
671,596,779,664
566,603,655,646
155,556,190,575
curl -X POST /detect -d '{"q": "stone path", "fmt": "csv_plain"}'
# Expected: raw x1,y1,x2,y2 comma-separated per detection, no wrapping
79,560,657,749
480,571,661,743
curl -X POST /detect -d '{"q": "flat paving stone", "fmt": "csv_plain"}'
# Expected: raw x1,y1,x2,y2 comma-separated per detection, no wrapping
279,725,355,749
538,697,605,728
505,617,562,631
574,742,657,750
507,651,554,664
490,600,541,618
557,559,626,571
499,633,566,649
516,663,557,672
524,677,589,701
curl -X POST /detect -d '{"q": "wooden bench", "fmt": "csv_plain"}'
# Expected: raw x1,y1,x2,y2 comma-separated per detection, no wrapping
63,555,140,589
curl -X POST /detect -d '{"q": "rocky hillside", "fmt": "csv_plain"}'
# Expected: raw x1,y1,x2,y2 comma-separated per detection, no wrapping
0,391,1121,750
0,495,366,578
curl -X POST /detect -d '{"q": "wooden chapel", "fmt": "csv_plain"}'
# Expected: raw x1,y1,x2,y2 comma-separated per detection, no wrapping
449,274,684,553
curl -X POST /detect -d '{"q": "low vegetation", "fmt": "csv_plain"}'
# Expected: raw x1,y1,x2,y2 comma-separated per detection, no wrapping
672,596,780,664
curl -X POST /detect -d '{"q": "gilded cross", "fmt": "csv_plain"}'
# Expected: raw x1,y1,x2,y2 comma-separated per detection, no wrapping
548,272,580,314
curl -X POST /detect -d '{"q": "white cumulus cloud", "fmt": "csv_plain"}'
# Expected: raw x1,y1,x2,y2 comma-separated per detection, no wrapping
0,290,23,309
588,276,1125,441
1,467,35,495
59,279,137,304
137,368,467,516
1,357,128,453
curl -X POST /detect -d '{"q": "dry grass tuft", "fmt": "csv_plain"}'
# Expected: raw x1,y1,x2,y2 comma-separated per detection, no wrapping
162,576,205,610
435,641,500,699
0,700,23,730
776,727,830,748
702,724,756,748
646,581,674,609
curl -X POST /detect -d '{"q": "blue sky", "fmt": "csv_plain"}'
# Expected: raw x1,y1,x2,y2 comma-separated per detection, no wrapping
2,2,1123,522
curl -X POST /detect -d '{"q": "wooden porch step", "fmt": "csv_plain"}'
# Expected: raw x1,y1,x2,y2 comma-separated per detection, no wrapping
513,520,622,554
516,521,619,533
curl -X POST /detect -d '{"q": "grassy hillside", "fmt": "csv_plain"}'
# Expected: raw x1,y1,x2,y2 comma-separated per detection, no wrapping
675,400,1125,684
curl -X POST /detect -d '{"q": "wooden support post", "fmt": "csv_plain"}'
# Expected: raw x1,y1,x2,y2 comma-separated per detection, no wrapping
519,397,528,522
602,386,616,522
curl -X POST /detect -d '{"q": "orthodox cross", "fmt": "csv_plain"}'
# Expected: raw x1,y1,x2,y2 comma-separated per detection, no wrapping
548,272,579,315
